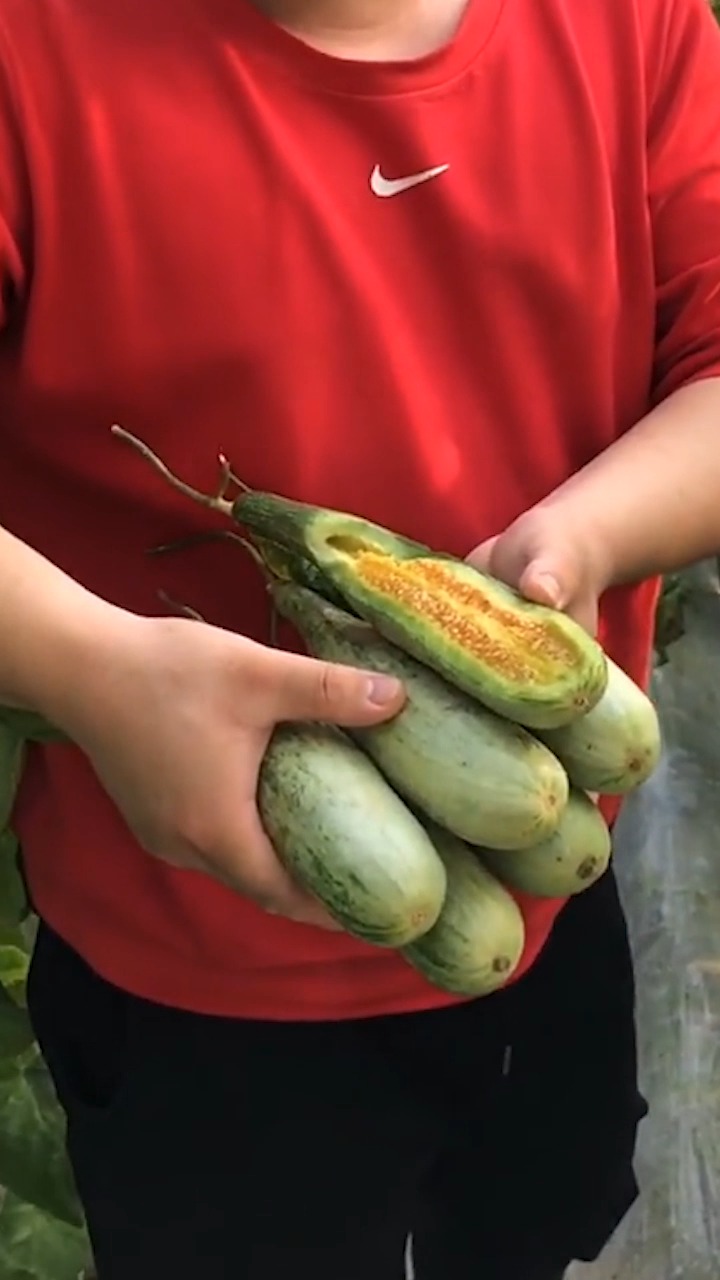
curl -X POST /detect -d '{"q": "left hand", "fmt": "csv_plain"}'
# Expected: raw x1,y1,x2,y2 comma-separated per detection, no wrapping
466,505,612,636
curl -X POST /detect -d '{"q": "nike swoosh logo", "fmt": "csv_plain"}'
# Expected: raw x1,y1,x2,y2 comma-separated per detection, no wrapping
369,163,450,198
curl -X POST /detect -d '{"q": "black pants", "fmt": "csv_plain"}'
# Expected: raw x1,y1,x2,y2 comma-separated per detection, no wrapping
26,870,646,1280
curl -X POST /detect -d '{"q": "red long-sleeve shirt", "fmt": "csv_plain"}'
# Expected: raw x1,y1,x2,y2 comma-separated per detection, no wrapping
2,0,720,1018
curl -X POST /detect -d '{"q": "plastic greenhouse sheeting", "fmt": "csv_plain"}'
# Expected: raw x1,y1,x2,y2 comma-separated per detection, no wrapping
571,562,720,1280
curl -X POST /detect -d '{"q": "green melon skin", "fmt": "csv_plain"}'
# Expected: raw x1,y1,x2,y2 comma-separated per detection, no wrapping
234,491,433,562
480,788,612,898
403,823,525,997
234,494,608,730
271,581,569,851
537,657,662,794
257,723,447,947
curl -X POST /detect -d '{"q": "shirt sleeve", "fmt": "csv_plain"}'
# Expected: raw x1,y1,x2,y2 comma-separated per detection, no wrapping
648,0,720,401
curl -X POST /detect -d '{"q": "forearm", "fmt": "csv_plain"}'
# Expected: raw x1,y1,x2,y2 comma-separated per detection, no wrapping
536,377,720,588
0,523,121,718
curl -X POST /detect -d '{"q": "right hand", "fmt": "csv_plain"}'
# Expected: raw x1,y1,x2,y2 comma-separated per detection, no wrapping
48,609,405,930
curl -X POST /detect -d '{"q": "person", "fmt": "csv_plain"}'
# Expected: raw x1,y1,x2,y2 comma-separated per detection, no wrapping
1,0,720,1275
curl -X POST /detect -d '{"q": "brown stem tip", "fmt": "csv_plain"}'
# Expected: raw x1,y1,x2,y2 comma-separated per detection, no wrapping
147,529,273,588
156,589,207,623
110,424,240,517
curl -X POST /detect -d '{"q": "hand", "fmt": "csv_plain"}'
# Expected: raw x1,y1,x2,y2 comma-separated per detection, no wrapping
466,505,612,635
49,610,405,930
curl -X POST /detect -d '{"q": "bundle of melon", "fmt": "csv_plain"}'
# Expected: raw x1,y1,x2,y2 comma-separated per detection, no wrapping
1,429,662,1003
255,568,658,999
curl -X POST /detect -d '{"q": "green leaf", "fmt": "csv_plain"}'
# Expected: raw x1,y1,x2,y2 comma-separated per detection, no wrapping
0,944,28,990
0,831,28,929
654,573,689,666
0,1062,84,1226
0,1190,91,1280
0,921,27,950
0,707,66,745
0,985,34,1060
0,724,24,831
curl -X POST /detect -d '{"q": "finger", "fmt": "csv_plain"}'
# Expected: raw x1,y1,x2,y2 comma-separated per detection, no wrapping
465,535,500,574
267,889,343,931
518,561,566,609
254,646,406,728
519,562,598,634
194,806,343,931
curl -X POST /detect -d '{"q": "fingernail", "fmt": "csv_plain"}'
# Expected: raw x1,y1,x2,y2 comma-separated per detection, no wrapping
366,674,402,705
532,572,562,605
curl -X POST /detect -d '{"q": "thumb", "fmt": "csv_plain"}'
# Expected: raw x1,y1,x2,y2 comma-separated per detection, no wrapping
258,648,406,727
517,557,572,611
467,536,568,608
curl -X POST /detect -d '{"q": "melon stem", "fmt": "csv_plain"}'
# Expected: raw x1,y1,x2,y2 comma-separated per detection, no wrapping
111,424,243,517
